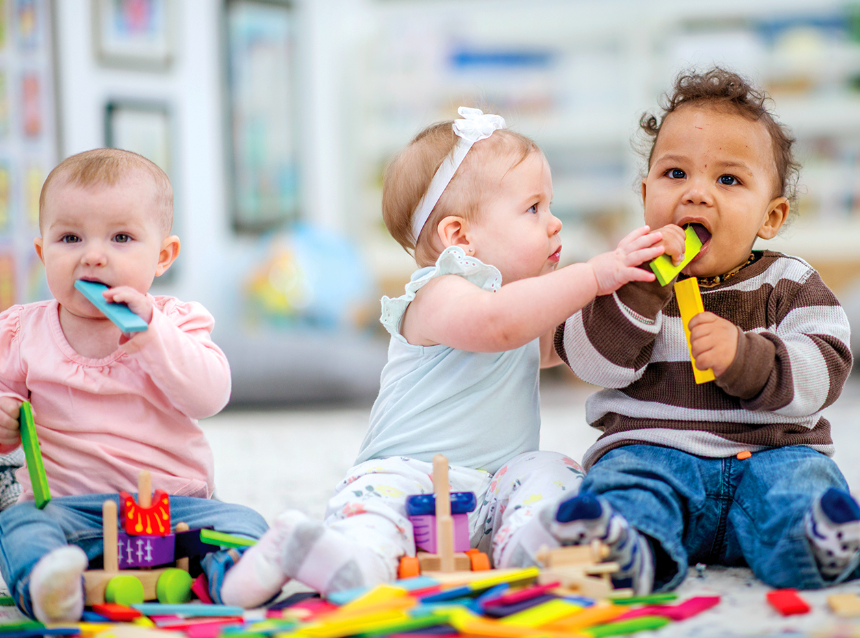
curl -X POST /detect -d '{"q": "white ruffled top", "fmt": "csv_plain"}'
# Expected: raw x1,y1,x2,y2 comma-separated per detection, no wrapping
357,246,540,474
380,246,502,339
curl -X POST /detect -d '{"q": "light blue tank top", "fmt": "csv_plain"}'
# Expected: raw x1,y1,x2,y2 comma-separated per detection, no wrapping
356,246,540,474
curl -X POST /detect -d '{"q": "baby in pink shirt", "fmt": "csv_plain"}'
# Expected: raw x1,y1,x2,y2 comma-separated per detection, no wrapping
0,149,267,622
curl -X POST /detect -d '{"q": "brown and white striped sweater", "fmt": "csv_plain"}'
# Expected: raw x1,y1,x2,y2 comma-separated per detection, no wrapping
555,251,853,470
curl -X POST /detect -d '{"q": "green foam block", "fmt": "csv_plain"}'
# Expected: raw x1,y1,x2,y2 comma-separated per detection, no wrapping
199,528,257,548
649,225,703,286
19,401,50,509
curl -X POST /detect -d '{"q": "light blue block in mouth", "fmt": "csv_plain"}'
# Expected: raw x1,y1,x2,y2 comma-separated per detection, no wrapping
74,279,148,333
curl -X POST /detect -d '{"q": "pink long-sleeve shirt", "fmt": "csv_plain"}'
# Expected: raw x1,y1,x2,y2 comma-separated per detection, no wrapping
0,296,231,502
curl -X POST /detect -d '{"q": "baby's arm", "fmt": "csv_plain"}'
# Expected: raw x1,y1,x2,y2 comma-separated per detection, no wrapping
408,226,663,352
695,269,852,414
120,300,231,419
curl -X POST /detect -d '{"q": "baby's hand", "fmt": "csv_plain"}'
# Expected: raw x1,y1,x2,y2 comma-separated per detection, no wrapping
587,226,664,295
0,396,22,448
688,312,738,377
103,286,154,327
655,224,687,265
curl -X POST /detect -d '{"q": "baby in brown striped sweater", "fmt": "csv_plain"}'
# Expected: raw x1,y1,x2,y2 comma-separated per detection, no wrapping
547,68,857,593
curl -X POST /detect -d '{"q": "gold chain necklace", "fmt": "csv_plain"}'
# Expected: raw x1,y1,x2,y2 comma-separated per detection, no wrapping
696,253,757,288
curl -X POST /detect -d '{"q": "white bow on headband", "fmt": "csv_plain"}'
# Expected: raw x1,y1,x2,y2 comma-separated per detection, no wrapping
411,107,507,242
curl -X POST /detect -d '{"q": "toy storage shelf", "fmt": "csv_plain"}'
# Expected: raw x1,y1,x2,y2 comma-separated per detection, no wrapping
345,0,860,293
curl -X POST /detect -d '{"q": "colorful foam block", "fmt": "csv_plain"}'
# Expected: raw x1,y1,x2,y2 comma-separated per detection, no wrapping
481,581,560,608
500,598,583,627
617,595,720,621
131,603,245,617
74,280,148,333
199,529,256,548
19,402,50,509
649,224,703,286
91,603,143,622
766,589,810,616
673,277,716,384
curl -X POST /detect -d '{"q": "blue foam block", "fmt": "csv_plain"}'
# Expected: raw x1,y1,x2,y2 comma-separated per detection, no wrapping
74,280,148,333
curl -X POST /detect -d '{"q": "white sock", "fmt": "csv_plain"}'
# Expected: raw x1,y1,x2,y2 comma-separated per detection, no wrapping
806,488,860,580
221,510,389,606
30,546,88,623
544,493,654,595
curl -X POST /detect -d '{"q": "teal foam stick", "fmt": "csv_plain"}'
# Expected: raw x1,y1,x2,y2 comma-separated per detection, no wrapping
131,603,245,616
19,401,50,509
74,280,148,332
649,225,703,286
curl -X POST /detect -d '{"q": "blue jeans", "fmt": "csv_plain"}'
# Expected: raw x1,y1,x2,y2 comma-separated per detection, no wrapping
0,494,268,617
581,444,857,591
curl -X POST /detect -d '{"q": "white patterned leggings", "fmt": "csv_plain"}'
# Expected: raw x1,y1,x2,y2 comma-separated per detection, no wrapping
324,451,584,580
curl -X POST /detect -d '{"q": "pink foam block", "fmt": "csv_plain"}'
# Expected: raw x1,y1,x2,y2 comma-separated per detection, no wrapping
618,595,721,621
191,574,213,604
410,513,470,553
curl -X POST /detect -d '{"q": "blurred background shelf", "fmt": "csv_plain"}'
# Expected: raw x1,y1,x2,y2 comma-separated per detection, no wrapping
2,0,858,404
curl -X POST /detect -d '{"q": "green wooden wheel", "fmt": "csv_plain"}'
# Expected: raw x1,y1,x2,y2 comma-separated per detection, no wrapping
156,568,193,604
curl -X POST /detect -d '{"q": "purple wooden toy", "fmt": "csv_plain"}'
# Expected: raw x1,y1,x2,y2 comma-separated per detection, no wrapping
117,532,175,568
406,492,477,554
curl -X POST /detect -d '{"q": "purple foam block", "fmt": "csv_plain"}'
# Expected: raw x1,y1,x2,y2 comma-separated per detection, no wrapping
117,532,175,568
410,512,470,553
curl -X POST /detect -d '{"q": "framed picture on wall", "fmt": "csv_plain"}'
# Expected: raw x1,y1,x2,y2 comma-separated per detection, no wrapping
105,100,172,176
225,0,298,232
93,0,174,70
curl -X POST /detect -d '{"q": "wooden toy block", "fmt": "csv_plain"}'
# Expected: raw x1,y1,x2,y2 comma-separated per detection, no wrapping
416,552,471,573
74,280,148,333
766,588,810,616
649,225,703,286
117,533,175,568
199,529,256,548
433,454,455,572
828,593,860,617
19,401,50,509
536,542,629,600
673,276,716,384
120,470,171,536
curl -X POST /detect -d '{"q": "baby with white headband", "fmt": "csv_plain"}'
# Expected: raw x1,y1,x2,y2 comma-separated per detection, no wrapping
222,107,668,605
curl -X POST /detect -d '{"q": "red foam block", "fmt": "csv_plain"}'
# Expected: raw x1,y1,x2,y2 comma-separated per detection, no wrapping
618,595,721,621
767,589,810,616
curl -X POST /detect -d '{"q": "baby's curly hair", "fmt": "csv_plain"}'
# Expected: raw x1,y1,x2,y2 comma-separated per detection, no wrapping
638,67,800,206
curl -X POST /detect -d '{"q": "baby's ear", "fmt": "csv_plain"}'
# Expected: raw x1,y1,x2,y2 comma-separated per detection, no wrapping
156,235,181,276
436,215,470,250
757,197,790,240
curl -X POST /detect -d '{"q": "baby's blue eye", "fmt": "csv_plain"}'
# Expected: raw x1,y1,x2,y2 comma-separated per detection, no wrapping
719,175,739,186
527,204,538,214
669,169,686,179
114,233,131,243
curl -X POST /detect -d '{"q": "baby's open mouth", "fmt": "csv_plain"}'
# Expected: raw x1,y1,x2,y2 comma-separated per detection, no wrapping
687,223,712,245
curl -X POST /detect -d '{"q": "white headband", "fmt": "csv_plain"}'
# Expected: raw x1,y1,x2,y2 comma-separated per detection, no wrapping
411,106,506,242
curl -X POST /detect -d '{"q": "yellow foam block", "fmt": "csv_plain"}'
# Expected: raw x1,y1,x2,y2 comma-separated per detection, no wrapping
467,567,541,590
649,225,703,286
320,596,416,623
828,593,860,617
501,599,583,627
673,276,716,384
542,603,626,631
337,583,411,613
302,609,410,638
